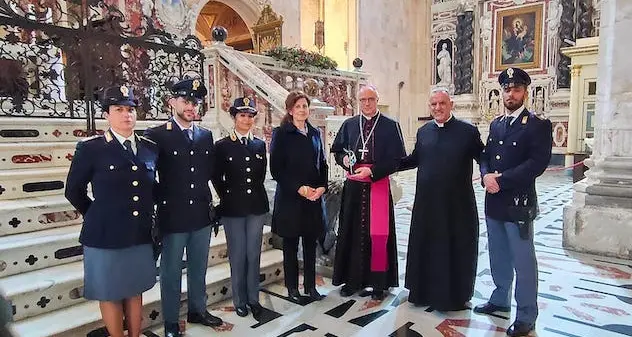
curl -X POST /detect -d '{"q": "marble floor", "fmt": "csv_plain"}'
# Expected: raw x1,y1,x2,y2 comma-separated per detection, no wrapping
148,170,632,337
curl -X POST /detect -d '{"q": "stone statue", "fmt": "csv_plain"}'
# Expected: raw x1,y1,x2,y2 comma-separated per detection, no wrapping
436,43,452,85
489,89,500,115
534,87,545,115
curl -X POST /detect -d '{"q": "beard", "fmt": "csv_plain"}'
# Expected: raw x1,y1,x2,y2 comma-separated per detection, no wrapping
503,99,522,111
176,110,195,122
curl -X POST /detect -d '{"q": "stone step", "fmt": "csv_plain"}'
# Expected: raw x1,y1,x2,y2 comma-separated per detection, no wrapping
0,194,81,236
0,167,68,201
0,117,161,143
0,225,81,278
10,249,284,337
0,226,273,321
0,142,77,170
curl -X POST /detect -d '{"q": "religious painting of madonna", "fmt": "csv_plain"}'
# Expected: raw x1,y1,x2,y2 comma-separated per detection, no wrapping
494,4,543,72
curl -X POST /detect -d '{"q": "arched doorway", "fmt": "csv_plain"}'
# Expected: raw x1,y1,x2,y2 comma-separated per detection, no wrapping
195,1,254,52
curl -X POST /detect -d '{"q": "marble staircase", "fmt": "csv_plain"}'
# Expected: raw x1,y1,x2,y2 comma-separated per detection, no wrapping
0,117,284,336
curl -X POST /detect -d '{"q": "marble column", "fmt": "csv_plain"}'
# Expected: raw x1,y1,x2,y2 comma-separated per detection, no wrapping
563,0,632,259
454,7,474,95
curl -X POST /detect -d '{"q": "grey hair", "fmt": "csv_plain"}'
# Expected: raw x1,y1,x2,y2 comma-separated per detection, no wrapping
430,87,453,100
360,84,380,99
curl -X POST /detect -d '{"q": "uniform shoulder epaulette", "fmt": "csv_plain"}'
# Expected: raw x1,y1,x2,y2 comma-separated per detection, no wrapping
138,135,156,145
197,125,209,131
534,113,548,120
81,135,101,142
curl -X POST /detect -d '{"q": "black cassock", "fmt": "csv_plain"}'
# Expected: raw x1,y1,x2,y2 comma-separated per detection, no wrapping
330,113,406,290
400,117,484,310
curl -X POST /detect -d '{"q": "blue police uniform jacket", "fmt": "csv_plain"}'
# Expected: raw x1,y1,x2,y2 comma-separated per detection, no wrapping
143,119,215,234
211,134,270,217
480,108,553,221
65,131,158,249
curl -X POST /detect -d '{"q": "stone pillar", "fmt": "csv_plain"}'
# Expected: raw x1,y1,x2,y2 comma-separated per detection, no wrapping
563,0,632,259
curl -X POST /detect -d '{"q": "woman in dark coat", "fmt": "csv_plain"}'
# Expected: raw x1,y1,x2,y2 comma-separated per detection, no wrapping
270,90,328,301
211,97,269,320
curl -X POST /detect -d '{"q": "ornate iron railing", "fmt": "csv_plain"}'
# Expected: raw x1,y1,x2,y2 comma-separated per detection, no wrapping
0,0,204,131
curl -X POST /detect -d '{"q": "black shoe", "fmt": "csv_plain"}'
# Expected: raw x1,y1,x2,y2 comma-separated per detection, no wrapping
164,323,181,337
473,302,511,315
305,288,325,301
371,289,386,301
187,311,223,327
288,288,302,302
235,306,248,317
339,285,357,297
506,321,535,336
248,302,264,321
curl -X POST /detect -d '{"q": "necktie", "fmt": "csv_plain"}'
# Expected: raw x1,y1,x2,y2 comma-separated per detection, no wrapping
123,139,135,157
500,116,514,138
241,137,248,146
184,129,193,142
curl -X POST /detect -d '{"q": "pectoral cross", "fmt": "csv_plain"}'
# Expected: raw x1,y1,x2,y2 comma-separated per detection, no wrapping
358,147,369,160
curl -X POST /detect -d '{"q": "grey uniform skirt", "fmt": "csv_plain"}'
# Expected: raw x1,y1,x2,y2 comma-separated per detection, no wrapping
83,244,157,301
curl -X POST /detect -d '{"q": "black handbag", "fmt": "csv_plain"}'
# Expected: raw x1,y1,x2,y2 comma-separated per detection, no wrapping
507,194,538,240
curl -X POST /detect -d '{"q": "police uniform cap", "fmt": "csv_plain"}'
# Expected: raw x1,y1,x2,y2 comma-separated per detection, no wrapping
171,78,207,102
229,97,258,116
101,85,138,110
498,67,531,88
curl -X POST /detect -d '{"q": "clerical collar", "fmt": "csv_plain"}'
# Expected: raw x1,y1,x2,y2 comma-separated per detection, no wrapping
173,116,193,132
361,111,380,120
504,105,524,125
434,114,453,128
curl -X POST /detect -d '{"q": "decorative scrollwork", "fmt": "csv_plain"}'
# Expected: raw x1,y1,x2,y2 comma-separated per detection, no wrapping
0,0,204,128
460,11,474,94
577,0,593,38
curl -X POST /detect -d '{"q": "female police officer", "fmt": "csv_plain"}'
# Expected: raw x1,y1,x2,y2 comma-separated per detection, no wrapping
211,97,269,320
65,86,159,337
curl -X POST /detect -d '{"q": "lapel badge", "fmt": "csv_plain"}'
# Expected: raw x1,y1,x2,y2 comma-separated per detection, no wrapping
192,79,200,91
120,86,129,97
230,130,237,142
166,121,173,130
104,130,113,142
521,115,528,124
507,68,514,78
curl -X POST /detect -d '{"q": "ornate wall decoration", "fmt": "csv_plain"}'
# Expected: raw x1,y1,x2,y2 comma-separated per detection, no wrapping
553,121,568,147
557,0,575,88
154,0,194,36
251,4,283,54
455,9,474,94
431,9,457,93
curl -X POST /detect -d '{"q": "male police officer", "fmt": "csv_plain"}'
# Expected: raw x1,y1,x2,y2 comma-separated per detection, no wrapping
475,67,552,336
144,79,221,337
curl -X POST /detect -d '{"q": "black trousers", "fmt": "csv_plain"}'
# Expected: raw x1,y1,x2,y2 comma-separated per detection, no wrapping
282,237,317,290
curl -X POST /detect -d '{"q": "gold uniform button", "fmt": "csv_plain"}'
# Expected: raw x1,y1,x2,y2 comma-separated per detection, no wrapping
190,150,194,155
133,196,139,201
247,189,252,194
246,178,252,183
499,141,503,145
132,211,139,216
132,181,139,186
245,157,250,161
246,168,251,172
190,167,195,172
496,155,501,160
132,165,138,171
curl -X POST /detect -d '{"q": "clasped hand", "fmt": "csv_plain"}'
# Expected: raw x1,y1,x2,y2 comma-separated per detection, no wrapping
483,173,501,194
298,185,326,201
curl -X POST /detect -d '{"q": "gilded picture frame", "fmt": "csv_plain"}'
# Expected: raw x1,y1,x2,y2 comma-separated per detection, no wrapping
494,3,544,72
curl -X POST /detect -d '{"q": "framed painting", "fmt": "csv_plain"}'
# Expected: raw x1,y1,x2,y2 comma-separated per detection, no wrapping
494,3,543,72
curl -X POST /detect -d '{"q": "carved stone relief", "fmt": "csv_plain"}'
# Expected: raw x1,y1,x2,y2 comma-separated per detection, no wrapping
557,0,575,88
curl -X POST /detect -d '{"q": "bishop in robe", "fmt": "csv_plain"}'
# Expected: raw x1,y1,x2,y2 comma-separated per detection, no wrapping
399,88,484,311
330,85,406,301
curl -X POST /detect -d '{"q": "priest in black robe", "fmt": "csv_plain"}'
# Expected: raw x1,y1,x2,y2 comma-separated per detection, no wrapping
399,88,484,311
331,85,406,301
